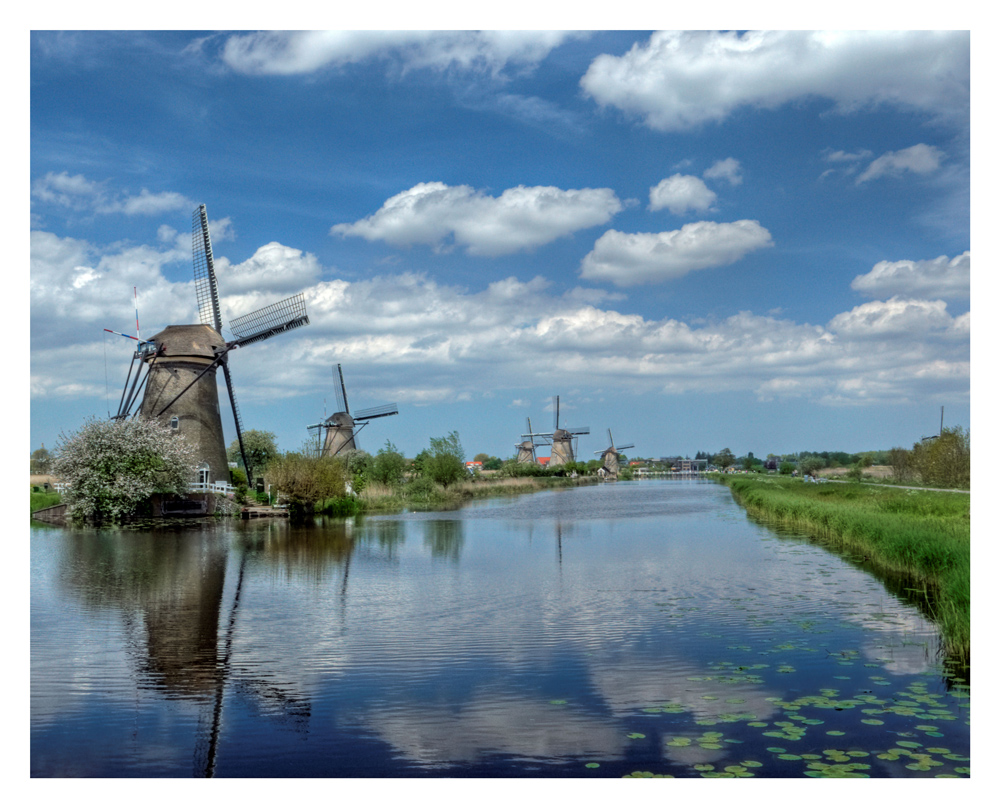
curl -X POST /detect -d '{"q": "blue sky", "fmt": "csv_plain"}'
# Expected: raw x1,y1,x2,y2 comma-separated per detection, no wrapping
29,28,972,461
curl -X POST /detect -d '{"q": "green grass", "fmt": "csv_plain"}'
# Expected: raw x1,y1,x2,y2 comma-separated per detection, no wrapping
30,490,61,515
720,476,970,663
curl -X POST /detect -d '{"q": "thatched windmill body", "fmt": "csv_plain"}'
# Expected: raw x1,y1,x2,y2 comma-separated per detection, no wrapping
307,364,398,457
539,396,589,467
114,205,310,484
595,429,635,480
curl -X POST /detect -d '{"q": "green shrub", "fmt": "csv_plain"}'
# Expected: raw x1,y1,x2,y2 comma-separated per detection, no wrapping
405,475,438,500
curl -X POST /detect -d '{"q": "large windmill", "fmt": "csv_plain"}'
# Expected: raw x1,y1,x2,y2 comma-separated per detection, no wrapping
307,364,398,457
594,429,635,480
113,205,310,485
540,395,589,467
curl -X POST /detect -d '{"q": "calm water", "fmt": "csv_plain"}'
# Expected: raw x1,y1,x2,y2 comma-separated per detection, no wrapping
31,479,970,778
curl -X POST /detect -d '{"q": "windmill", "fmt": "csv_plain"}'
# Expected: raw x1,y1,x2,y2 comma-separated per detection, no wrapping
113,204,310,485
594,428,635,480
307,364,398,457
541,395,589,467
515,416,543,464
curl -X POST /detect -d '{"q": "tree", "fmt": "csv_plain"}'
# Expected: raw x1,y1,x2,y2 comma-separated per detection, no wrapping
916,426,970,488
372,440,406,487
31,445,53,475
341,450,373,493
799,455,825,476
779,461,796,475
888,446,916,482
713,448,735,469
52,417,198,524
423,431,466,488
265,452,347,509
226,429,278,477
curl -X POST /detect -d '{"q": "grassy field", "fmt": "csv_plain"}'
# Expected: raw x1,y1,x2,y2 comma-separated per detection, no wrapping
719,475,970,664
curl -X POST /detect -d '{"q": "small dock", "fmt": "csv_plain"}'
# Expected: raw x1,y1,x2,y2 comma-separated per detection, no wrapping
241,506,289,519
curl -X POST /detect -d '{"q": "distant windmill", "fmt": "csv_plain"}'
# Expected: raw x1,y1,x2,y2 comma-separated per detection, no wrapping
307,364,398,457
594,428,635,480
540,395,589,467
113,205,310,484
515,417,543,464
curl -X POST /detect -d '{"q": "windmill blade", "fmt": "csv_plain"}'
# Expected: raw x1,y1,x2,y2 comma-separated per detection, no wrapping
228,293,309,347
221,361,252,481
192,205,223,333
353,403,399,421
565,426,590,435
607,428,614,448
334,365,348,415
553,395,560,430
617,443,635,451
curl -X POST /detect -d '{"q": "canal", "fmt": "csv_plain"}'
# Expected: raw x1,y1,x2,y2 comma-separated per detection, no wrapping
30,479,970,777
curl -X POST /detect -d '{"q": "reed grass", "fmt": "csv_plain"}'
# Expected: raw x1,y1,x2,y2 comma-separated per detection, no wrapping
319,474,597,515
721,476,970,662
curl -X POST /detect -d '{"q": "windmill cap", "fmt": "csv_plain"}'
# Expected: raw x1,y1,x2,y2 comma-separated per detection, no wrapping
147,324,226,359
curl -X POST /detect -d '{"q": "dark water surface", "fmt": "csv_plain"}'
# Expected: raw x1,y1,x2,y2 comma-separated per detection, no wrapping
31,479,970,778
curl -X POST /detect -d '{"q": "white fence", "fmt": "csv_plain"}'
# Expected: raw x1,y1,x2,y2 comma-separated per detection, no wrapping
189,480,236,495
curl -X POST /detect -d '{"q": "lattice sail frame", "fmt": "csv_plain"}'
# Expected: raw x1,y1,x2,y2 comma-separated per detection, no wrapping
229,293,310,347
192,205,223,332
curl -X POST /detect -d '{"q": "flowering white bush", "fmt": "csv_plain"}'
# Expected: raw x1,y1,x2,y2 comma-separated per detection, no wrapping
52,417,199,523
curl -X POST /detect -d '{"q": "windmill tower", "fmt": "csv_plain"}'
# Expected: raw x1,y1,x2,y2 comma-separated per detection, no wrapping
114,205,310,485
542,395,589,468
307,364,398,457
515,417,542,464
595,429,635,480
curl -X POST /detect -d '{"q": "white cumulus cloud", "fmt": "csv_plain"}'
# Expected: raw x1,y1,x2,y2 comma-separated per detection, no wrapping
856,143,945,184
213,242,323,297
580,30,969,132
332,182,623,257
851,252,969,300
579,220,773,286
648,175,716,215
703,158,743,186
827,297,956,338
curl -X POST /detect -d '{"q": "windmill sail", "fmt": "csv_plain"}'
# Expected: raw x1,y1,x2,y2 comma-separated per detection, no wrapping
192,205,223,333
229,294,310,347
335,365,349,415
353,403,399,420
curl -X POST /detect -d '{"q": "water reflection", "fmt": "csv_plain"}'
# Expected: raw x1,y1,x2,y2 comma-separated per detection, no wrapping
32,481,970,777
421,519,465,561
58,530,229,697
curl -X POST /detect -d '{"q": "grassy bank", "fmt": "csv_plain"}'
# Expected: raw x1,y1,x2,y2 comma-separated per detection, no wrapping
719,475,970,663
318,474,598,516
31,490,61,515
